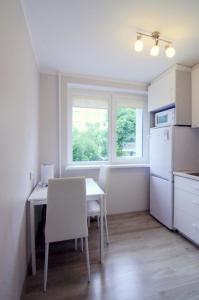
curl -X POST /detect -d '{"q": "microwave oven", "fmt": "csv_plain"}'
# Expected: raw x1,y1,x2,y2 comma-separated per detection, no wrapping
155,108,175,127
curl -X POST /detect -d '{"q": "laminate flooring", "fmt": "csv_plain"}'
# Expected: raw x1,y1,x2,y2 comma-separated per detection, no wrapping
24,212,199,300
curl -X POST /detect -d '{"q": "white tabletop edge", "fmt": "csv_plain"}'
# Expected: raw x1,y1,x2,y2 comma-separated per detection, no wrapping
28,178,104,202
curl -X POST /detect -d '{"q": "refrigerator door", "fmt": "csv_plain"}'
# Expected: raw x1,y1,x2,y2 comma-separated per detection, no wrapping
150,126,173,181
150,175,173,229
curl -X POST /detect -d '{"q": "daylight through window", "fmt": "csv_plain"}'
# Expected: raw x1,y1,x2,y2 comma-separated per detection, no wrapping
68,89,145,164
72,106,108,162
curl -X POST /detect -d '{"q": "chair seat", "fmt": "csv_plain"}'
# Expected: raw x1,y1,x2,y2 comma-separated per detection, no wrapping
87,200,100,216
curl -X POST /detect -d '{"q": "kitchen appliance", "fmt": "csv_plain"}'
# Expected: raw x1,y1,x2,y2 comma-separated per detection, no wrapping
41,164,54,186
150,126,199,229
155,108,175,127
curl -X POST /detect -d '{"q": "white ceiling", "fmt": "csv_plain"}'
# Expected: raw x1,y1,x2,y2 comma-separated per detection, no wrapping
23,0,199,83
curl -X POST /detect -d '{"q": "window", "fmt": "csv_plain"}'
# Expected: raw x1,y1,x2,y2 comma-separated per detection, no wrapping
72,106,108,162
115,107,142,159
67,88,147,165
112,95,144,162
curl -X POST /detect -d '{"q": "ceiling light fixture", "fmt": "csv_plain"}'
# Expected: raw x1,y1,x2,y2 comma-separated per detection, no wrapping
165,44,176,58
150,32,160,56
134,31,175,58
134,34,144,52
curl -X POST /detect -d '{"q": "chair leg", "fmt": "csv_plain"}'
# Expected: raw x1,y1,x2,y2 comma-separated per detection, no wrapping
74,239,78,251
104,214,109,244
81,238,84,252
44,243,49,292
85,237,90,282
88,217,90,227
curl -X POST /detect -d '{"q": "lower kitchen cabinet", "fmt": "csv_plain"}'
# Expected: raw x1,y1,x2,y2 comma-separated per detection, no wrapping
174,174,199,245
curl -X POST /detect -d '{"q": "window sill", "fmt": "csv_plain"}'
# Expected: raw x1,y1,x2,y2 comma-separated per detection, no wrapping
108,164,150,169
65,163,150,171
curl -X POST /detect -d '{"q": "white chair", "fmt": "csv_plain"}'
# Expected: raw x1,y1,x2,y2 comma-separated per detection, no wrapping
87,165,109,244
44,177,90,292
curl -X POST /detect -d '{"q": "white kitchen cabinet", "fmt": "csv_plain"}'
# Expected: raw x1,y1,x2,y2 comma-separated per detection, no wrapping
148,65,192,126
192,64,199,128
174,175,199,245
175,210,199,245
148,69,175,111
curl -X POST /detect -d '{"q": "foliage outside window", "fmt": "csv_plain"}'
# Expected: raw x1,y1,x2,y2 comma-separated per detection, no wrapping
116,107,136,158
72,107,108,162
69,90,144,164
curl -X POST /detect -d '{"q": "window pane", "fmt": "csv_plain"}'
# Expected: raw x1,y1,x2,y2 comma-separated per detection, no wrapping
116,107,142,158
72,107,108,162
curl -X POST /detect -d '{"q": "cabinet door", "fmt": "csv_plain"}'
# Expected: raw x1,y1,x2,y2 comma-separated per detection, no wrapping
175,70,191,125
148,70,175,112
174,187,199,219
174,209,199,245
192,65,199,128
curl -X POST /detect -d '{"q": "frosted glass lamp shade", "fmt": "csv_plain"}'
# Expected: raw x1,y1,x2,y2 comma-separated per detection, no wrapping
165,46,175,58
150,45,159,56
41,164,54,186
134,39,144,52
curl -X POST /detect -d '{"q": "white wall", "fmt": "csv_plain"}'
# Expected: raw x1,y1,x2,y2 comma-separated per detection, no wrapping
106,167,149,214
39,74,59,176
39,74,149,214
65,167,149,214
0,1,39,299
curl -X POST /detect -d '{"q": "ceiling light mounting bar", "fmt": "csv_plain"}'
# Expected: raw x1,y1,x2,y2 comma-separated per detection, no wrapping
136,31,172,44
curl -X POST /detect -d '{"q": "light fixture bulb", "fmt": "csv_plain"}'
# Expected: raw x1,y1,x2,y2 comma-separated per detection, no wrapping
150,45,159,56
134,36,144,52
165,45,175,58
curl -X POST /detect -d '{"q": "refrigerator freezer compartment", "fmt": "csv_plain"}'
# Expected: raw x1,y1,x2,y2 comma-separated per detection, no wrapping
150,175,173,229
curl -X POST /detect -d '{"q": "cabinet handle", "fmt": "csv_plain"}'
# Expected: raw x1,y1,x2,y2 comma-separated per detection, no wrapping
192,223,199,231
192,200,199,206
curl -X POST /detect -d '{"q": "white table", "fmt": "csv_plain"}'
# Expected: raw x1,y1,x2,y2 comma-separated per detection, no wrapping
28,178,104,275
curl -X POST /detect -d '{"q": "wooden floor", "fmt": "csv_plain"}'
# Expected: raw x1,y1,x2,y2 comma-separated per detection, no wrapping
24,212,199,300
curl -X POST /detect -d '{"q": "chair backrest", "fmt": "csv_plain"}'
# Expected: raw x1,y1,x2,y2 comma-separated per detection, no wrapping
98,165,110,192
45,177,88,243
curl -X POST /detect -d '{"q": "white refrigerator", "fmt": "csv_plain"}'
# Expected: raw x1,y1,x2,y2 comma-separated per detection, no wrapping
150,126,199,229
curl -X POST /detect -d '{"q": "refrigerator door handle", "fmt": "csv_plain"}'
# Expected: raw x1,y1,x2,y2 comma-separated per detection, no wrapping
164,129,170,141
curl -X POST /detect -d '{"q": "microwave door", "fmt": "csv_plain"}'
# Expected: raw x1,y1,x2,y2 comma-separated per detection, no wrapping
155,108,175,127
150,126,173,181
156,114,168,127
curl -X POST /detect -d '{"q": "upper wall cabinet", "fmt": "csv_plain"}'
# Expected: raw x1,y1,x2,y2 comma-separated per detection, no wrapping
192,64,199,128
148,69,174,111
148,65,192,126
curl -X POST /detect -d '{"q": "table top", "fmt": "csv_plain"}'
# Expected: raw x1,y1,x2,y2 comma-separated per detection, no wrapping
28,178,104,204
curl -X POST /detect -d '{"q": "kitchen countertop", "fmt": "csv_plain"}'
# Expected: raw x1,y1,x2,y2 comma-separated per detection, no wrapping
173,171,199,181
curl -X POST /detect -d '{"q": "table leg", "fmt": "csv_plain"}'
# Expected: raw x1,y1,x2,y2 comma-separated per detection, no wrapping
30,202,36,275
100,195,104,263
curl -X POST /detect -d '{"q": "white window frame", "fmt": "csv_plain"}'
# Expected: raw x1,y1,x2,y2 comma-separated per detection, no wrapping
66,87,148,166
67,88,111,166
111,94,144,163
